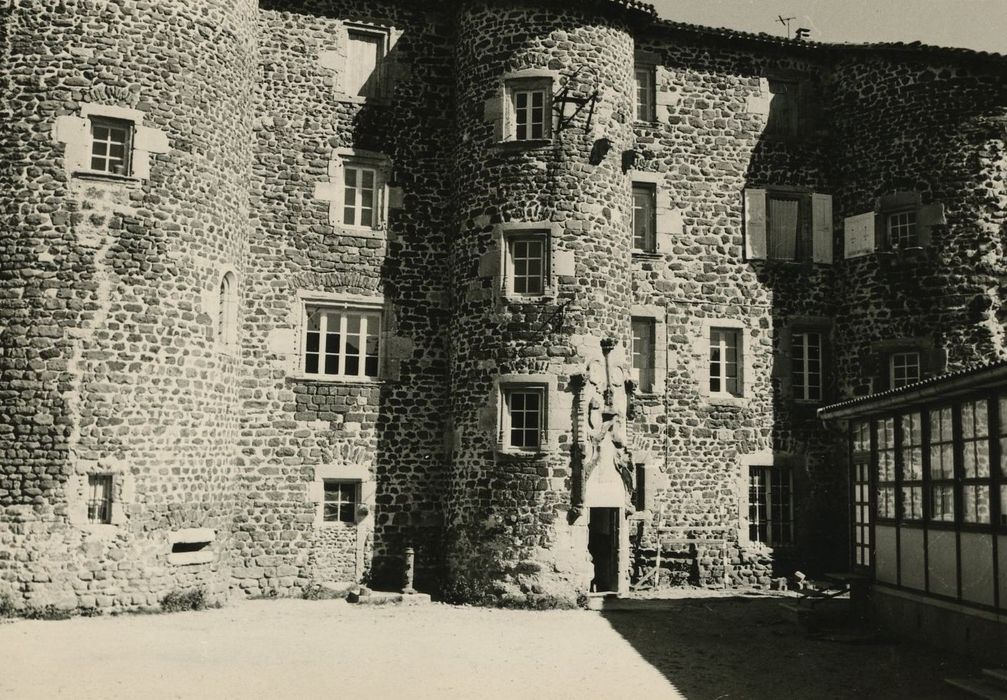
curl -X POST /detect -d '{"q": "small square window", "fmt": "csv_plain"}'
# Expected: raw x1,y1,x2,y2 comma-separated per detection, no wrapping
631,317,656,393
89,117,132,176
634,65,655,122
749,465,794,546
709,328,741,397
632,183,656,253
502,386,545,451
87,474,113,525
887,210,918,249
322,480,358,523
303,306,381,379
506,234,549,297
791,331,822,402
342,164,382,228
346,29,388,99
890,351,921,389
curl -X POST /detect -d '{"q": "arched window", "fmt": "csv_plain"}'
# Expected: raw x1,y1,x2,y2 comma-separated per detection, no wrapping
217,271,237,349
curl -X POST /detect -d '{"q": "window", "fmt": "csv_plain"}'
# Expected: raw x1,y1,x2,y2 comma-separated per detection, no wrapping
767,194,809,261
961,400,991,524
89,117,132,176
876,417,896,520
852,422,872,568
632,183,656,252
502,386,545,451
217,271,237,348
87,474,113,525
709,328,741,396
929,406,955,522
322,480,358,523
506,234,548,296
900,413,923,520
505,79,552,142
303,306,381,379
631,317,655,393
634,65,655,122
890,351,921,389
998,397,1007,527
346,29,387,99
749,466,793,545
791,331,822,402
342,164,381,228
766,79,799,137
887,210,918,249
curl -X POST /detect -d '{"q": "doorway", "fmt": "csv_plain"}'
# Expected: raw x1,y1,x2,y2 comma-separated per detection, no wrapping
588,507,620,592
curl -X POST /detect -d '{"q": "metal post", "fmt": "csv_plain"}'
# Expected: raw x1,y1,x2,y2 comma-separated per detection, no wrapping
403,547,416,595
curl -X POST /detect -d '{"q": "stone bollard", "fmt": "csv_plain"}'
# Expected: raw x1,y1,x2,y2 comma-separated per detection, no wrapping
402,547,416,595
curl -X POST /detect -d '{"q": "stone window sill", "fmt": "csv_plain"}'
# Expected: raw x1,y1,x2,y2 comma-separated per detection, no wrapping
491,138,553,151
72,171,140,185
706,393,748,408
496,447,556,461
290,374,385,385
332,225,387,239
334,93,390,107
167,551,214,566
501,292,558,304
632,251,662,260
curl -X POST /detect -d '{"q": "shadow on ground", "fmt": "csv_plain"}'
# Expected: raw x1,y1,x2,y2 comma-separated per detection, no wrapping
600,595,979,700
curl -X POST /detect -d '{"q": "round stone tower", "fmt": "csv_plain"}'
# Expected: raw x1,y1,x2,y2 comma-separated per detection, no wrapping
0,0,257,611
446,0,640,604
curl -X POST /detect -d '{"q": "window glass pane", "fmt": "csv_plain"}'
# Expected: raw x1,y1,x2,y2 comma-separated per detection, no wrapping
632,185,655,251
963,485,990,524
931,485,955,521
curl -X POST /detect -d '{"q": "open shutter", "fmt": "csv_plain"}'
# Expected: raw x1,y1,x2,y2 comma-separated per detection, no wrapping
917,201,946,247
843,212,875,259
483,88,505,142
811,193,833,264
744,188,767,260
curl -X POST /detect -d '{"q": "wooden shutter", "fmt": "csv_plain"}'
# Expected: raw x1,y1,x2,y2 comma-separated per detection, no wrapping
744,188,767,260
811,193,833,264
917,201,946,247
843,212,875,259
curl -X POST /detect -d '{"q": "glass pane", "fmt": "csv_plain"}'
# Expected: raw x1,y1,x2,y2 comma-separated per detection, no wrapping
901,486,922,520
963,485,990,524
931,485,955,521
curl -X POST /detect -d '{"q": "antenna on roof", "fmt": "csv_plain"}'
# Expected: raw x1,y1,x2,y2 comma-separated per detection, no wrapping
794,27,811,41
776,15,796,38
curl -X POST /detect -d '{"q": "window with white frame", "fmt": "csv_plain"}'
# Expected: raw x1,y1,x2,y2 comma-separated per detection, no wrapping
342,164,381,228
709,328,741,397
634,65,655,122
89,117,132,176
791,331,822,401
87,474,113,525
889,351,921,389
217,271,238,348
506,233,549,296
322,480,358,523
748,465,793,545
303,305,381,379
632,183,656,252
631,317,655,393
887,210,918,249
346,28,387,99
852,422,872,568
502,386,545,451
508,80,550,141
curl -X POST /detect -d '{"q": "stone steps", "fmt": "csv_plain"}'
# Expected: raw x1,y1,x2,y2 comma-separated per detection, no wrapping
944,669,1007,699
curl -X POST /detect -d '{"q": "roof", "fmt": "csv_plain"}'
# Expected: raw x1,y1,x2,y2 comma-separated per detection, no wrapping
817,359,1007,420
650,18,1007,64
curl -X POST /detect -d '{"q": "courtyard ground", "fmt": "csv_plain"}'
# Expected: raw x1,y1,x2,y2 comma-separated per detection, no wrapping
0,592,981,699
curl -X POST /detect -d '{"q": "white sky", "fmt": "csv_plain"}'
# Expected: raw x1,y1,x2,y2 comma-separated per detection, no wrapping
649,0,1007,53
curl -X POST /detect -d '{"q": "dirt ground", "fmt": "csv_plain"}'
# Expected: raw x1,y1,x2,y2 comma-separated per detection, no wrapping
0,593,980,699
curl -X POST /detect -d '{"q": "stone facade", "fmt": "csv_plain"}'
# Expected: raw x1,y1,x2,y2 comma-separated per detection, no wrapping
1,0,1004,610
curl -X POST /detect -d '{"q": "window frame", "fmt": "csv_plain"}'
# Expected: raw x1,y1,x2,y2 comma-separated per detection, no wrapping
503,230,551,299
500,384,547,453
300,301,383,381
791,330,823,403
632,182,657,253
748,465,795,546
341,163,382,229
322,479,360,524
634,64,656,123
506,78,552,143
88,116,133,177
766,191,811,262
631,317,656,394
217,271,238,351
709,327,742,398
887,208,919,250
86,473,114,525
890,351,922,389
851,421,874,570
960,399,992,526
